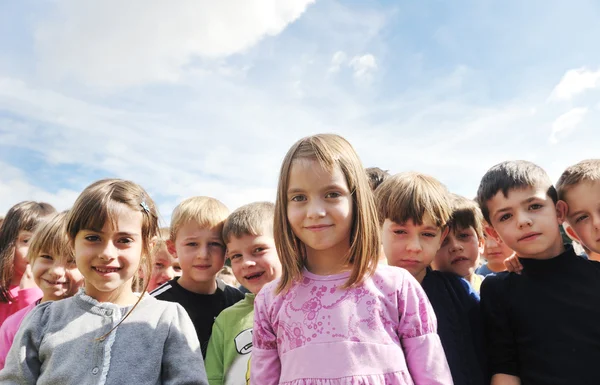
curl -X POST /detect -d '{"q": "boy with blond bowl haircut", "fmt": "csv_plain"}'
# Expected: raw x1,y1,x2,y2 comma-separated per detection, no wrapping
375,172,487,385
556,159,600,258
151,197,244,357
477,160,600,385
205,202,281,385
433,194,486,292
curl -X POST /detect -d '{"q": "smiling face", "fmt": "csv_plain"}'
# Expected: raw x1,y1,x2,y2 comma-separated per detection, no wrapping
73,204,144,303
227,233,281,294
172,221,225,290
563,180,600,254
434,226,483,278
286,159,354,273
381,216,448,282
32,252,84,301
486,186,565,260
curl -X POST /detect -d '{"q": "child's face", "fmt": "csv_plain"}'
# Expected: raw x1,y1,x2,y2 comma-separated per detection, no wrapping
483,230,514,265
173,222,225,284
74,204,144,302
32,253,84,300
286,159,353,262
381,215,447,282
147,245,181,292
226,233,281,294
486,186,565,259
563,180,600,254
14,230,33,277
434,226,482,278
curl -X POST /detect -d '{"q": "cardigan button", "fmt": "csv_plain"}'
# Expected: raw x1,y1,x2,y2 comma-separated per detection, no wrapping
92,367,99,375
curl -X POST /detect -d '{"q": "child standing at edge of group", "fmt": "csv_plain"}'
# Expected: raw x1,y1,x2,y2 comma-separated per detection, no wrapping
0,179,208,385
205,201,282,385
0,211,84,369
251,134,452,385
375,172,487,385
151,196,244,357
477,160,600,385
556,159,600,258
433,194,486,292
0,201,56,325
476,221,512,276
144,228,181,292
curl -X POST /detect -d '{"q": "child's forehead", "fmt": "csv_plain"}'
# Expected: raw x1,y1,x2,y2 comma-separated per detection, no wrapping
388,215,441,230
176,221,222,238
226,232,274,248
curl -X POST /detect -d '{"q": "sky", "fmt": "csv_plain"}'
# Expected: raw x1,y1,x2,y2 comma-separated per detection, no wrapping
1,0,599,224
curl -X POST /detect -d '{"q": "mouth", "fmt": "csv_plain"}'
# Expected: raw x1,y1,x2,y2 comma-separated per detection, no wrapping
398,259,421,266
244,271,265,281
93,266,121,275
44,279,69,285
518,233,541,242
451,257,470,265
305,225,333,232
193,265,212,270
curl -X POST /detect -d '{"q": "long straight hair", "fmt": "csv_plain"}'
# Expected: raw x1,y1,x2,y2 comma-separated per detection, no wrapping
0,201,56,302
274,134,380,293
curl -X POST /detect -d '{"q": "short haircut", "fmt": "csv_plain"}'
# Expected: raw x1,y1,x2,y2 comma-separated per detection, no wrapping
27,211,73,266
222,201,275,245
170,197,229,242
476,160,557,223
556,159,600,200
365,167,390,191
447,194,484,239
375,172,452,228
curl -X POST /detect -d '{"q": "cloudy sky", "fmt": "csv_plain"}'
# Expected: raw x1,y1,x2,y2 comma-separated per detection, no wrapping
1,0,598,223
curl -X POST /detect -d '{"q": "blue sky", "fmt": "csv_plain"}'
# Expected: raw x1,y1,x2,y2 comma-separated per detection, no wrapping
1,0,599,223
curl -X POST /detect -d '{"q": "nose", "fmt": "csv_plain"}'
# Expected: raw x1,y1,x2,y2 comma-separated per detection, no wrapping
49,264,66,278
242,257,256,269
485,236,499,248
99,242,118,261
593,213,600,231
405,236,423,253
160,267,176,281
449,237,463,253
517,212,533,229
306,199,326,219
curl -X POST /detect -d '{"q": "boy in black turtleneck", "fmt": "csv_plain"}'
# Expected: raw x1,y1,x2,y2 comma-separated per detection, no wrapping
476,160,600,385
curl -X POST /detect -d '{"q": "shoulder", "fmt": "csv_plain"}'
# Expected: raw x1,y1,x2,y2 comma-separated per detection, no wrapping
220,280,244,301
215,297,253,324
480,271,513,296
371,264,414,286
150,279,178,299
1,301,37,331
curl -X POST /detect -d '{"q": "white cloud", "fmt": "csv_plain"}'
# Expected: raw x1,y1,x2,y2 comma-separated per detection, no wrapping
549,67,600,101
34,0,315,87
549,107,588,144
328,51,347,73
349,54,377,80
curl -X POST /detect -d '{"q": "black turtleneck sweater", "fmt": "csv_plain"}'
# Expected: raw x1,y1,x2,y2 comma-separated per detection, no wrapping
481,245,600,385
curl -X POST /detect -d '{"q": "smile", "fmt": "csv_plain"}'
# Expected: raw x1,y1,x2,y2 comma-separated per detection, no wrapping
305,225,333,231
193,265,212,270
44,279,68,285
244,272,265,281
93,266,121,274
518,233,541,242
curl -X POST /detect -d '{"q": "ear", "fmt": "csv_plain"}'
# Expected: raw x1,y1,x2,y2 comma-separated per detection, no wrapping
563,224,582,242
485,226,502,243
556,200,568,224
149,235,158,251
166,239,177,257
478,236,485,254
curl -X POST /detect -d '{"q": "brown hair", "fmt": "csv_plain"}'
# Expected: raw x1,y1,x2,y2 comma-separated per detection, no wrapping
375,172,452,228
170,197,229,242
476,160,556,223
365,167,390,191
274,134,380,293
66,179,159,334
222,202,275,245
447,194,484,239
27,211,73,266
0,201,56,302
556,159,600,200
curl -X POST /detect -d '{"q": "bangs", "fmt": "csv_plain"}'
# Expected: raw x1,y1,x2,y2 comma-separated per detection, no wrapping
67,194,124,240
170,197,229,241
27,212,73,264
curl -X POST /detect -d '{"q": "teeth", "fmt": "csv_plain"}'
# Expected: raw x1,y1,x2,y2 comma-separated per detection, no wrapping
95,267,119,273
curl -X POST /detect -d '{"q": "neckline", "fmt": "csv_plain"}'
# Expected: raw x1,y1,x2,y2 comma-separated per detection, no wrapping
302,267,352,281
519,244,576,269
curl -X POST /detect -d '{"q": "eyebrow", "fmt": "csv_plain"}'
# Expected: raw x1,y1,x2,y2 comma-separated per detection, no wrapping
287,184,347,195
85,229,139,237
494,196,540,215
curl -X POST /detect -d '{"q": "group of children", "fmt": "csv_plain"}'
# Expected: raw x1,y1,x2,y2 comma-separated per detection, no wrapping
0,133,598,385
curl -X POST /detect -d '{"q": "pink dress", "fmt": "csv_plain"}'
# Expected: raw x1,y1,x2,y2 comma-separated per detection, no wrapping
251,265,453,385
0,286,42,326
0,300,39,369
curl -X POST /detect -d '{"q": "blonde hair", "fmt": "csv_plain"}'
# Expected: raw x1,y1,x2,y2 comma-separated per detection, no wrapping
556,159,600,200
222,202,275,245
0,201,56,302
447,194,484,239
170,197,229,242
66,179,159,334
375,172,452,228
27,211,73,266
274,134,380,293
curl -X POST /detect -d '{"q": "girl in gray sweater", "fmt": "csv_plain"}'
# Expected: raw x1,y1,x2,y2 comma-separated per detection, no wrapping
0,179,208,385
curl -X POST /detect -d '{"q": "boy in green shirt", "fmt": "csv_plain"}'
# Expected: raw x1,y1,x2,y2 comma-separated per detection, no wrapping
205,202,282,385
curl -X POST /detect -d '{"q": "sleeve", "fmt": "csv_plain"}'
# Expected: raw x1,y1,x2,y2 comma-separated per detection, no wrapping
205,317,225,385
250,289,281,385
0,305,47,384
161,303,209,385
480,275,519,377
396,272,454,385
